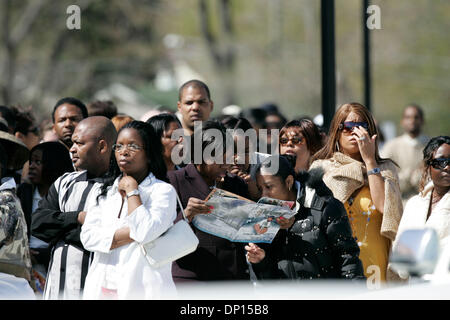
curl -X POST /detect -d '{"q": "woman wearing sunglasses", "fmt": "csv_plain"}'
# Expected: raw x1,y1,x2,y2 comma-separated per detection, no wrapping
394,136,450,268
279,119,323,172
80,121,177,299
310,102,403,283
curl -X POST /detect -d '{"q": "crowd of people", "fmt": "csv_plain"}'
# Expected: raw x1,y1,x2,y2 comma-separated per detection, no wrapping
0,79,448,299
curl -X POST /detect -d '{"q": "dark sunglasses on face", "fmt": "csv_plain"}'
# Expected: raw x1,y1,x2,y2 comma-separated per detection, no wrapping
429,158,450,170
279,136,303,146
339,121,369,133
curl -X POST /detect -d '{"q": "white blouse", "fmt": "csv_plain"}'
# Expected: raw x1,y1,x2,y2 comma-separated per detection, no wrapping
395,181,450,254
80,173,178,299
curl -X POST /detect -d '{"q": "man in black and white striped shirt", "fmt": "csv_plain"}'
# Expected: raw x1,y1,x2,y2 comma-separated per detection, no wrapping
32,116,117,299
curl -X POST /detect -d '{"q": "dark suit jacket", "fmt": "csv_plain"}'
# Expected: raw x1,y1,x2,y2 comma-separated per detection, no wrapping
168,164,250,282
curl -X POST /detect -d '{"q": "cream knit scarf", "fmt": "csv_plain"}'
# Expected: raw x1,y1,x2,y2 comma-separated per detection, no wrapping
310,152,404,242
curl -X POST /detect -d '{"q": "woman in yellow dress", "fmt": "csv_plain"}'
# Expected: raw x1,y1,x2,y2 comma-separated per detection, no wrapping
310,103,403,283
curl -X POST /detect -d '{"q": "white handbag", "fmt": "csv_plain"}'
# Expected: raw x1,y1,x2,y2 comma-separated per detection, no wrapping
140,194,199,269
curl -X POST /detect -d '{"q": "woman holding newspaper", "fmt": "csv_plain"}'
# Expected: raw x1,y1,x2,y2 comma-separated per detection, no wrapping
246,155,365,280
80,121,178,299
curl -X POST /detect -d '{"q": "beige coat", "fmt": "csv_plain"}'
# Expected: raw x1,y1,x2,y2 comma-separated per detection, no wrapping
310,152,403,242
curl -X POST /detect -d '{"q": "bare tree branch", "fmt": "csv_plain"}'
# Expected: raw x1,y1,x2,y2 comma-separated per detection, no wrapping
10,0,48,46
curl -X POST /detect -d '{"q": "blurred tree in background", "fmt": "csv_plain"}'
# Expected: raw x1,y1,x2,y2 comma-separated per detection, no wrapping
0,0,448,137
0,0,164,116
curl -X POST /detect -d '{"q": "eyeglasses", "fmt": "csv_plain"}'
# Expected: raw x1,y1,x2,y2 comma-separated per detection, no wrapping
429,158,450,170
279,136,303,146
112,143,144,153
339,121,369,133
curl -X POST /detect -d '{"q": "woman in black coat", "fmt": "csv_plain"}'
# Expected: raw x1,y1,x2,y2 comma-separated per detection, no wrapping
246,155,365,280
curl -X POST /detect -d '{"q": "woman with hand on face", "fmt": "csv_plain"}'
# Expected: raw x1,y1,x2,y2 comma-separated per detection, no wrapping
394,136,450,262
310,102,403,283
222,116,260,200
279,119,323,172
245,155,364,280
80,121,178,299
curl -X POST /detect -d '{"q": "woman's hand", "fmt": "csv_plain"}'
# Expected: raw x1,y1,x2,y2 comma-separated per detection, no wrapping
353,126,386,213
245,242,265,264
184,197,213,222
118,174,139,198
276,216,295,229
352,126,377,166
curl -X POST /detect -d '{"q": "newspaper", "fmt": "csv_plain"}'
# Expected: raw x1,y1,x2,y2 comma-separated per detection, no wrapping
191,188,296,243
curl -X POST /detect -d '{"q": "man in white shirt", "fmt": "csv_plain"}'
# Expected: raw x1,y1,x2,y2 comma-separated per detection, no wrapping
381,104,429,201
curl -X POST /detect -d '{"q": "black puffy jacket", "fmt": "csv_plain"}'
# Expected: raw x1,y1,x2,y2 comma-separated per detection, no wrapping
252,169,365,280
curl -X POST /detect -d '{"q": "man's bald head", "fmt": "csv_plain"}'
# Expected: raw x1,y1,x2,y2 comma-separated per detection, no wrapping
76,116,117,146
70,116,117,175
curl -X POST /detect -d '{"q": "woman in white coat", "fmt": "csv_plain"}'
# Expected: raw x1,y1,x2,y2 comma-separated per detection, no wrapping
81,121,177,299
395,136,450,254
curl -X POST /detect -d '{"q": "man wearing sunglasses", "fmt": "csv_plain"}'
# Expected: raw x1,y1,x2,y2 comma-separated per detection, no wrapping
381,104,429,201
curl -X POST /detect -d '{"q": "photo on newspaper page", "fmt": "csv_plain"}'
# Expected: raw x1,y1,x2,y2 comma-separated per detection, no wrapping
191,188,296,243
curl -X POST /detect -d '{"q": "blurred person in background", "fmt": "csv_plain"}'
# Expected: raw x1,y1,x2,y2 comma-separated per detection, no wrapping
262,103,287,153
112,114,134,132
12,106,40,151
279,119,323,172
11,106,41,184
146,113,183,172
394,136,450,267
51,97,88,149
140,105,174,122
17,142,74,292
0,105,16,134
381,104,429,201
239,107,269,153
310,102,403,283
222,116,260,200
40,119,59,143
239,107,267,134
140,109,162,122
177,80,214,136
87,100,118,119
246,155,365,280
